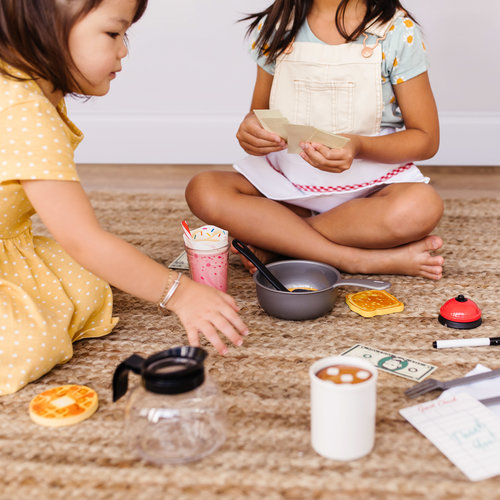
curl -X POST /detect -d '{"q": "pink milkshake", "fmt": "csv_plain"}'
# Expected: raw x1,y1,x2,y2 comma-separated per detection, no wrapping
183,226,229,292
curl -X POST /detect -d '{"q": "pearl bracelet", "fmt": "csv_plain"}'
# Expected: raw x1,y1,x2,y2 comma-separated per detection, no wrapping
158,272,182,313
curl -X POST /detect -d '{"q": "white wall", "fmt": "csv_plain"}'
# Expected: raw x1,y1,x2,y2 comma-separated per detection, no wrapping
68,0,500,165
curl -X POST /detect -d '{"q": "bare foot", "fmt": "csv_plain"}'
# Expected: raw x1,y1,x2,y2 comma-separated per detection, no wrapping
230,241,278,275
346,235,444,279
402,235,444,279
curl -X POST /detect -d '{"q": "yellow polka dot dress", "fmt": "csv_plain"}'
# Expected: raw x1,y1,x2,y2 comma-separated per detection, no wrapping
0,65,118,395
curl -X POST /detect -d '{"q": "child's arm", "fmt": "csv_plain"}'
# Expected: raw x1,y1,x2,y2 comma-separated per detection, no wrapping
236,66,287,155
300,72,440,171
21,179,248,355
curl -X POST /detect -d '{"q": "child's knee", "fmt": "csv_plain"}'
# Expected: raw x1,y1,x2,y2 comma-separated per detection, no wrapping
185,172,224,219
414,185,444,229
387,185,443,238
186,172,210,207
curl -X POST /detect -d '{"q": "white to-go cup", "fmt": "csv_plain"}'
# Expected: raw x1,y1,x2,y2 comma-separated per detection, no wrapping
309,356,377,461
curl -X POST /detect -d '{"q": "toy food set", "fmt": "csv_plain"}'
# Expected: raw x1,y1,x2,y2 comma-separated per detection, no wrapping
346,289,404,317
23,219,500,483
112,346,226,465
29,384,98,427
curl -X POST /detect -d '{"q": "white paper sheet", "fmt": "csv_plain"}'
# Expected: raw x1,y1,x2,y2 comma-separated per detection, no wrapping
400,392,500,481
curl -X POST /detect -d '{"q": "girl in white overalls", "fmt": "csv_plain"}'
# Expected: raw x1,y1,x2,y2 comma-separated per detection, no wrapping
186,0,444,279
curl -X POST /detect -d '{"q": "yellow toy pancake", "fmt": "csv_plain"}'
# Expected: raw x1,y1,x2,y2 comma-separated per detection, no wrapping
346,290,404,317
29,384,98,427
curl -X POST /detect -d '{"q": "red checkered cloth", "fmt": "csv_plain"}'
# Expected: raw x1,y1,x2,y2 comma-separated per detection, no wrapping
267,159,413,193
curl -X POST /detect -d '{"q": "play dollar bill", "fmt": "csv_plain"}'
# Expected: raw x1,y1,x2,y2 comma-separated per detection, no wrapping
340,344,437,381
168,251,189,270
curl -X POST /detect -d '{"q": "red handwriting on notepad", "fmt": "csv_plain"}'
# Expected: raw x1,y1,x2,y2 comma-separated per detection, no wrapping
417,396,458,414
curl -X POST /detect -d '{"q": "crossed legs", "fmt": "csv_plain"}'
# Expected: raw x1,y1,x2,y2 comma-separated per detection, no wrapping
185,170,444,279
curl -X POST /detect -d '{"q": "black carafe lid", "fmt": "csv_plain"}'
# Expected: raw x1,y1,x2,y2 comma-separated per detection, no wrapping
112,346,207,401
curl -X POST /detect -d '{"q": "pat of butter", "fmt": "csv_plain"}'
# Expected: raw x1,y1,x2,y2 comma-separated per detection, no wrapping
51,396,75,408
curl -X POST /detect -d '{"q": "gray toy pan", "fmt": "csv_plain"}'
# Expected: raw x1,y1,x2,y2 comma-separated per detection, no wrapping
253,260,391,320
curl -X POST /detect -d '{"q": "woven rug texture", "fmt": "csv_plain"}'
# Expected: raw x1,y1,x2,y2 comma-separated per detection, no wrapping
1,193,500,500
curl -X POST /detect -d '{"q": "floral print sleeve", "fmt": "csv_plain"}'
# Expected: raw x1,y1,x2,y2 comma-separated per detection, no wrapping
248,17,276,75
382,17,429,85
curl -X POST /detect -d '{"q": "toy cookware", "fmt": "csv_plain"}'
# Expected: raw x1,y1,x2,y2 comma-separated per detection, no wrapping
253,260,391,320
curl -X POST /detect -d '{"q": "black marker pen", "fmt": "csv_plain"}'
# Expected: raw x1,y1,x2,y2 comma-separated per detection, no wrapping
432,337,500,349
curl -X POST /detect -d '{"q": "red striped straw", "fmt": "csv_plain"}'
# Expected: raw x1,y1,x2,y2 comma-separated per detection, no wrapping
181,220,193,239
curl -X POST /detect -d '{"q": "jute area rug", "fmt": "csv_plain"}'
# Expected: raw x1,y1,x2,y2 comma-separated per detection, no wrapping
1,193,500,500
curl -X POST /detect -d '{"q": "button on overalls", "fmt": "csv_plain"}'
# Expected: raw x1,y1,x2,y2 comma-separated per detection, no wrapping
234,10,429,213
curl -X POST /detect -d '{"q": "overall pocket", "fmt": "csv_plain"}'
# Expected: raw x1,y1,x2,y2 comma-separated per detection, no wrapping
293,80,355,134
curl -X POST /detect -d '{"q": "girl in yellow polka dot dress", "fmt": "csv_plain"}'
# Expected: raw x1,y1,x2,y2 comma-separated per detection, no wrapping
186,0,445,280
0,0,248,395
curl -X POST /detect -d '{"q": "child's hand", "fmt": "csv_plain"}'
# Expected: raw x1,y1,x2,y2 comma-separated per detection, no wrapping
166,276,249,355
236,112,286,156
299,136,360,173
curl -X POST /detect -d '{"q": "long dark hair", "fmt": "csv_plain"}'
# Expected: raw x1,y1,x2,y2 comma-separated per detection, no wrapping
243,0,414,64
0,0,148,95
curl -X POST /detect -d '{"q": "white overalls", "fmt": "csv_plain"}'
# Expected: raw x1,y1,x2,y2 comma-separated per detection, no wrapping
234,11,429,213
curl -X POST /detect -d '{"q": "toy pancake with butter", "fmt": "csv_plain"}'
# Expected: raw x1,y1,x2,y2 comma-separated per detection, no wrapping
346,290,404,317
29,384,98,427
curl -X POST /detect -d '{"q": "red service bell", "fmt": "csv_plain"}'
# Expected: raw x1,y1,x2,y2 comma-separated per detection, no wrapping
438,295,482,329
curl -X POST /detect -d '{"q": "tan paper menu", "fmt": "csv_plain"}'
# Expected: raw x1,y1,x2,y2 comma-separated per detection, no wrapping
254,109,350,154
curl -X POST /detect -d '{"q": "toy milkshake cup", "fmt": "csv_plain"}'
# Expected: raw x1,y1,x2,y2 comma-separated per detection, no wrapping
183,225,229,292
309,355,377,461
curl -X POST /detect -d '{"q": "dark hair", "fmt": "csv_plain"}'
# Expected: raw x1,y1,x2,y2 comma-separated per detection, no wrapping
243,0,415,64
0,0,148,95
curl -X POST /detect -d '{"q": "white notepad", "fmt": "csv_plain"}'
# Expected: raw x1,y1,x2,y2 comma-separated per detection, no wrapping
400,392,500,481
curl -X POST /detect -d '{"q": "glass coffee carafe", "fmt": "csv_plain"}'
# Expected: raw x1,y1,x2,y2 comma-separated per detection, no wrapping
112,346,226,464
